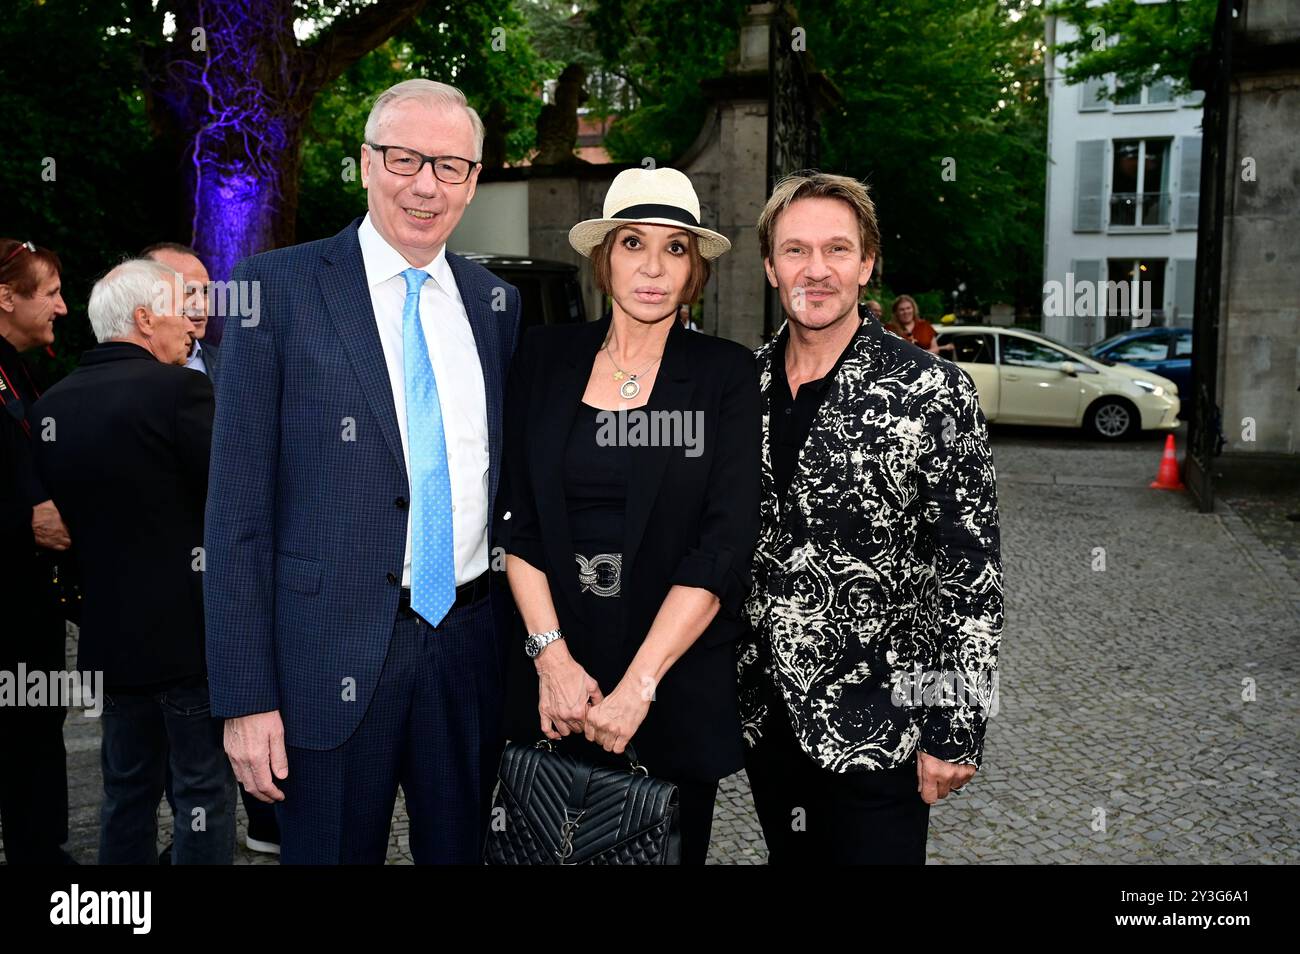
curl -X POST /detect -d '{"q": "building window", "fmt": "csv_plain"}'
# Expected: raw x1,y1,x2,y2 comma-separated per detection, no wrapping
1114,79,1175,107
1110,139,1171,228
1105,259,1167,336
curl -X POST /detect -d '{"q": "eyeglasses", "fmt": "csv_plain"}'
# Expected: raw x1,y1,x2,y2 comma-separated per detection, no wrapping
1,241,35,266
366,143,479,183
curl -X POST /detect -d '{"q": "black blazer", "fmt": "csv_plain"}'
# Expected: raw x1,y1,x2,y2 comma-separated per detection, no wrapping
30,342,214,691
499,316,761,780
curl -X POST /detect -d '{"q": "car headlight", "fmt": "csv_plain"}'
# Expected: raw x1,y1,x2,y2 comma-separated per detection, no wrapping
1132,379,1165,398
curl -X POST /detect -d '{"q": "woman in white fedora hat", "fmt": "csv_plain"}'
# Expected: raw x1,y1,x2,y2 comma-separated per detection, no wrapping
499,167,762,864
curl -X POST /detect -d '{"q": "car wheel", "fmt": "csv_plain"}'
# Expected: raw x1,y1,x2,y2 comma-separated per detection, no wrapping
1084,398,1137,440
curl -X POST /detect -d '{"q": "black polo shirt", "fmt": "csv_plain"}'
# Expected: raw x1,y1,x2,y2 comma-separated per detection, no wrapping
769,319,863,502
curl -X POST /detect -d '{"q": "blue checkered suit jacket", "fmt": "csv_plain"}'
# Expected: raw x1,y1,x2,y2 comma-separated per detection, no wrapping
204,218,520,750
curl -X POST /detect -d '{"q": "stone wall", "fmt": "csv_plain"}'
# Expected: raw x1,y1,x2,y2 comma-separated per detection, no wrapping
1216,2,1300,458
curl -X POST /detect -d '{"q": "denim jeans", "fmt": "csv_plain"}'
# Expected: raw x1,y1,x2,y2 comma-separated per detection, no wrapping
99,677,235,864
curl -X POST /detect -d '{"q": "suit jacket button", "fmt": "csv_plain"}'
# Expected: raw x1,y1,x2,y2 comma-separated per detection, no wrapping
386,572,398,585
395,497,408,510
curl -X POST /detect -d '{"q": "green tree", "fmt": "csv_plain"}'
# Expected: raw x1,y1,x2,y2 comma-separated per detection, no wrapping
585,0,744,163
802,0,1048,311
296,0,552,242
1,0,169,371
1051,0,1217,96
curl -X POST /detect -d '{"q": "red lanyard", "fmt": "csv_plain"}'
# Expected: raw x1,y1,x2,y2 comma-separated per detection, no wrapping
0,358,38,438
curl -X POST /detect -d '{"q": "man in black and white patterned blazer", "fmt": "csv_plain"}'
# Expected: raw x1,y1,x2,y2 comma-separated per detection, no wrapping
740,172,1003,864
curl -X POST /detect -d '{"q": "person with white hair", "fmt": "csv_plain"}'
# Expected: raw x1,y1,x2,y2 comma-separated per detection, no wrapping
30,258,234,864
205,79,522,863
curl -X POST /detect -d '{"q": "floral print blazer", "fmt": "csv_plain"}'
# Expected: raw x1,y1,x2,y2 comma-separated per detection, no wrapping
740,316,1004,771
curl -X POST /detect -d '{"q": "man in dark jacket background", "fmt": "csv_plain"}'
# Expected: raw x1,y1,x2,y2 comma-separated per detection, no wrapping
30,257,234,864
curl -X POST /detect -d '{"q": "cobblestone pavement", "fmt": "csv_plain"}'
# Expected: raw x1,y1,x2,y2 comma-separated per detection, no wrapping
1220,486,1300,590
4,424,1297,865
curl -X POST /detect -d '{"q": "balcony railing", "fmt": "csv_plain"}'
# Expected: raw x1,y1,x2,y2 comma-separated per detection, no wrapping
1109,192,1171,228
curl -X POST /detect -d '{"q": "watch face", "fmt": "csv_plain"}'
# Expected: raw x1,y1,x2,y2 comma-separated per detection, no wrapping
525,636,539,658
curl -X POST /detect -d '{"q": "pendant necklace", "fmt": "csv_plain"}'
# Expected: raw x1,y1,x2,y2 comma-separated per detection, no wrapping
602,344,662,400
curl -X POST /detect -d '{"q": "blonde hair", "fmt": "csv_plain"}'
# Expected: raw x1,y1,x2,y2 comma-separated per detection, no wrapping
757,171,881,262
891,294,920,321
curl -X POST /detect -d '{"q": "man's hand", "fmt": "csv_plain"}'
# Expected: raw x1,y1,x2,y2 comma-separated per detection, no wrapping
225,710,289,803
917,750,976,805
535,642,602,740
32,500,70,550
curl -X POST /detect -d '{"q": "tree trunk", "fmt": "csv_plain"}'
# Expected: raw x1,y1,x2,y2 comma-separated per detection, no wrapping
138,0,428,279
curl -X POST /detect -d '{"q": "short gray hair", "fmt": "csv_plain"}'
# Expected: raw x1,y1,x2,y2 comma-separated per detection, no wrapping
364,79,485,161
87,259,178,344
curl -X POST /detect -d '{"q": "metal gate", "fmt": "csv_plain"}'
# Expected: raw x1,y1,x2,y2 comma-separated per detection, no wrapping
764,3,822,340
1185,0,1237,513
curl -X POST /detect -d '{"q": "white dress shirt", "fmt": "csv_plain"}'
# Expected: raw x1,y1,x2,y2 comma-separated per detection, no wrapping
185,339,208,375
357,214,490,587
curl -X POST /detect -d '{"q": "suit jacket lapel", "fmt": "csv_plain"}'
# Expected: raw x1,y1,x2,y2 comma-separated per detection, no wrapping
534,319,607,626
447,251,506,510
318,221,406,473
622,321,695,575
784,320,878,513
755,338,780,529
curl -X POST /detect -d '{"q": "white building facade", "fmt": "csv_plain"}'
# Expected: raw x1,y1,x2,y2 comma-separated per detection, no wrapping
1043,10,1205,347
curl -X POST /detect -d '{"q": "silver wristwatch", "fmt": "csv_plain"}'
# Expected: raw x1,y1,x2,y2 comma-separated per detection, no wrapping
525,628,564,659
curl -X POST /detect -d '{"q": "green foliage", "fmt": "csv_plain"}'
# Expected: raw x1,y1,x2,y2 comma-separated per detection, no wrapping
297,48,390,243
585,0,743,163
1051,0,1216,96
3,0,1054,361
802,0,1048,309
297,0,552,241
0,1,172,373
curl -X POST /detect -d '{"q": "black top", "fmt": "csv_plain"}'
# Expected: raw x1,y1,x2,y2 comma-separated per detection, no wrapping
0,333,61,668
563,403,627,553
500,317,762,781
0,333,47,532
30,342,214,691
769,319,863,502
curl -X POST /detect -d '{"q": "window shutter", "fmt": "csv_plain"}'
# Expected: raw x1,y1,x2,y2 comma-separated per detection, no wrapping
1173,259,1196,325
1070,259,1104,344
1177,137,1202,230
1074,140,1106,232
1079,76,1108,112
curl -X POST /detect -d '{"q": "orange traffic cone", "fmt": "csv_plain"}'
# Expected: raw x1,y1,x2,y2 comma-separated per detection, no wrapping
1150,434,1185,491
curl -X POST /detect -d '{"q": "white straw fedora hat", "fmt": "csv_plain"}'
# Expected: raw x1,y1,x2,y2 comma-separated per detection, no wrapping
568,167,731,260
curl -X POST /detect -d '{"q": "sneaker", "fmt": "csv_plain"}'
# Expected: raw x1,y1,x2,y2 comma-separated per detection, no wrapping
245,834,281,855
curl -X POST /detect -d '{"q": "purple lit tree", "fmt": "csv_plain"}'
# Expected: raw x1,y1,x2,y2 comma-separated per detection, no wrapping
131,0,429,281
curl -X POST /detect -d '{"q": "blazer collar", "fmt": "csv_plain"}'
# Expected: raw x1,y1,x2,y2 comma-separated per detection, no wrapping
80,341,158,365
757,315,880,517
758,314,879,390
446,248,508,511
317,218,502,483
318,219,407,472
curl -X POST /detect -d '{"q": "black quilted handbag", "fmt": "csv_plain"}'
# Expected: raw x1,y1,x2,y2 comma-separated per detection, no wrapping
484,739,681,865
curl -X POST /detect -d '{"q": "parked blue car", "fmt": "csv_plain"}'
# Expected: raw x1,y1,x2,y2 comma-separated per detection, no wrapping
1089,327,1192,416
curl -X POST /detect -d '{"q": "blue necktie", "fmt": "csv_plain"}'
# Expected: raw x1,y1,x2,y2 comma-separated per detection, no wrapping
402,268,456,626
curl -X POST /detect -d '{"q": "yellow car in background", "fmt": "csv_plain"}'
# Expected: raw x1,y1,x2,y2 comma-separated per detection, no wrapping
935,326,1180,440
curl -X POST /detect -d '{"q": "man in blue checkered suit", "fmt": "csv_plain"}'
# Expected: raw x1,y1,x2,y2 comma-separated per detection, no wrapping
205,80,520,864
